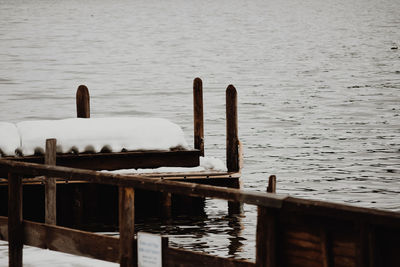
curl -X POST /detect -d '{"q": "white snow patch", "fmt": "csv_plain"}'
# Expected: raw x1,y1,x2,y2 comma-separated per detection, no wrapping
0,122,20,156
16,117,188,156
0,241,117,267
104,156,227,174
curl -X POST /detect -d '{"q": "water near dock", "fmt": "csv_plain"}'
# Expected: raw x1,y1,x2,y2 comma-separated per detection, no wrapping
0,0,399,264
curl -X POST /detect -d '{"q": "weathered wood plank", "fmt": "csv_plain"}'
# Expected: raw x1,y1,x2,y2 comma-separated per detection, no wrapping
164,247,255,267
3,150,200,173
76,85,90,118
45,139,57,225
8,172,23,267
226,85,239,172
119,186,135,267
0,216,119,262
0,159,286,209
193,77,204,156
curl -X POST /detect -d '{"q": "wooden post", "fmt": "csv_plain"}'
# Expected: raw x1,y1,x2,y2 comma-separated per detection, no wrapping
256,206,276,267
119,186,135,267
256,175,277,266
76,85,90,118
267,175,276,193
226,85,239,172
45,139,57,225
8,173,23,267
193,78,204,156
162,192,172,218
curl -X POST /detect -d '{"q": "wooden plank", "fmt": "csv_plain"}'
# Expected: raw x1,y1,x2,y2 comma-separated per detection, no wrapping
3,150,200,173
45,139,57,225
226,85,239,172
0,159,286,209
8,172,23,267
256,206,277,267
164,247,255,267
76,85,90,118
193,77,204,156
0,216,119,262
119,186,135,267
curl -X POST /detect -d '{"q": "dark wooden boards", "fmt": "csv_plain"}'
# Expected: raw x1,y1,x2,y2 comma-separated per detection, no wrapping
1,150,200,177
0,216,119,263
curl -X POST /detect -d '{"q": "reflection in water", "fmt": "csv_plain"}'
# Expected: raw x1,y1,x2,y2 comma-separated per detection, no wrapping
135,200,247,259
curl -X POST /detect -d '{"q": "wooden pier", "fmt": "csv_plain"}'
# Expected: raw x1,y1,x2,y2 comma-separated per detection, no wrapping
0,79,399,266
0,160,399,267
0,78,243,228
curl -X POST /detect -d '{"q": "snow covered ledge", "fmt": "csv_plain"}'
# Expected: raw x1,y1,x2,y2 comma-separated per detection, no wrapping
16,117,189,156
0,122,20,156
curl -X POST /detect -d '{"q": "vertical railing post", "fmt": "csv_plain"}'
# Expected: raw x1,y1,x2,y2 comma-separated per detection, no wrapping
119,186,135,267
75,85,91,225
267,175,276,193
76,85,90,118
8,172,23,267
226,85,239,172
193,77,204,156
45,138,57,225
256,175,278,267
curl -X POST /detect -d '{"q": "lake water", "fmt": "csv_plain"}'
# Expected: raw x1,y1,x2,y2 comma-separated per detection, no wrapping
0,0,399,265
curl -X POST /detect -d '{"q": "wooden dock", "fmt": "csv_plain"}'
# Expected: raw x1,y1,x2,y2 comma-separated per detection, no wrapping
0,160,399,267
0,79,399,266
0,79,243,228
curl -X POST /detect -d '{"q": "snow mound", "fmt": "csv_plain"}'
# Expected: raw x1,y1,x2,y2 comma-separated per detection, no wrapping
104,156,227,174
16,117,189,156
0,122,20,156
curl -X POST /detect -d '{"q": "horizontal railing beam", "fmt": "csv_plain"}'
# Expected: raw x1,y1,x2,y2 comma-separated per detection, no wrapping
0,216,119,263
0,159,285,209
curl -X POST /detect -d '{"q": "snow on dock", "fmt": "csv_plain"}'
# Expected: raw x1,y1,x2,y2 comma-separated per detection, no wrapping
0,122,20,156
1,117,189,156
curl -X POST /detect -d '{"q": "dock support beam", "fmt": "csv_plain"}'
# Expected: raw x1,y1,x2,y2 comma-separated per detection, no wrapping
76,85,90,118
45,139,57,225
119,186,135,267
193,77,204,156
8,173,23,267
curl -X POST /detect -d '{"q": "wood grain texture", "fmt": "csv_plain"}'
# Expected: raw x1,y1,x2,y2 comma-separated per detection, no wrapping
119,186,135,267
45,139,57,225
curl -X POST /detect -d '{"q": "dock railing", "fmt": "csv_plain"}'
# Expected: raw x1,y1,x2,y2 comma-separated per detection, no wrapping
0,159,399,267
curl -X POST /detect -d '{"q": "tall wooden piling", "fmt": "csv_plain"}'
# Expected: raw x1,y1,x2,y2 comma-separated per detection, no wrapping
76,85,90,118
226,85,239,172
45,139,57,225
193,77,204,156
8,173,23,267
119,187,135,267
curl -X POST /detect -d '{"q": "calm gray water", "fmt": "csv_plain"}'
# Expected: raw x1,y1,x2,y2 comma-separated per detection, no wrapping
0,0,399,263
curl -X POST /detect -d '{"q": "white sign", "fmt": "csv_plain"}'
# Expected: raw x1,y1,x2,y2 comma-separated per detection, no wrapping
137,232,162,267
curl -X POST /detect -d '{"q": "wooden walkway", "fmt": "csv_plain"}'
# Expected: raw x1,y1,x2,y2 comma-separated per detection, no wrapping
0,159,399,267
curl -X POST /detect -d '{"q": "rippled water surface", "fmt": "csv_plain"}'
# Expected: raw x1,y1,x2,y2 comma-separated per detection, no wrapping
0,0,399,263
